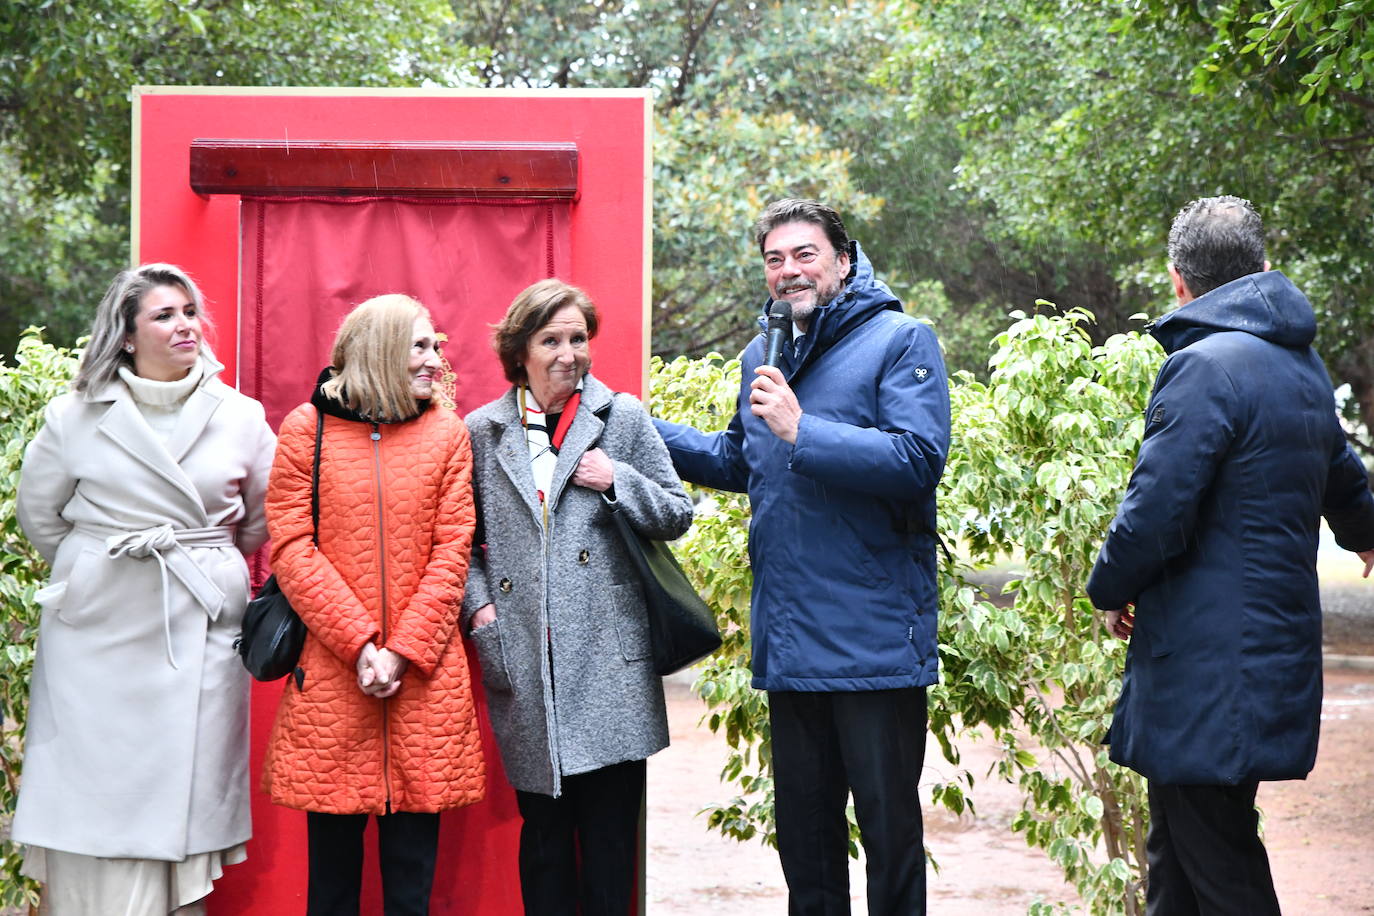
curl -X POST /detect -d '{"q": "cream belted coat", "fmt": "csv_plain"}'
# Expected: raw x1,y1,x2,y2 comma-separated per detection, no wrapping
13,358,274,861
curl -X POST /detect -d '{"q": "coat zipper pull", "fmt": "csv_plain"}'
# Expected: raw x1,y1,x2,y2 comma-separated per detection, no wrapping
370,422,381,441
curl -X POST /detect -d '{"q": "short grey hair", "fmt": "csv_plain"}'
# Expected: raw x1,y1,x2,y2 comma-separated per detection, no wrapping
1167,196,1266,297
75,264,209,393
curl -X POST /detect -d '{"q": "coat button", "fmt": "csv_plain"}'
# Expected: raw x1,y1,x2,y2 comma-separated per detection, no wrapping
499,578,513,593
578,549,590,565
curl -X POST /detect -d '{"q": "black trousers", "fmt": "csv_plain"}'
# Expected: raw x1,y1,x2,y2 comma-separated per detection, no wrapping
515,758,646,916
305,810,440,916
769,687,928,916
1145,781,1281,916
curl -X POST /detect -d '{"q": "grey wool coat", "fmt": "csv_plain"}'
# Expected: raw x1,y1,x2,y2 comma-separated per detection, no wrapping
13,357,274,860
462,374,693,796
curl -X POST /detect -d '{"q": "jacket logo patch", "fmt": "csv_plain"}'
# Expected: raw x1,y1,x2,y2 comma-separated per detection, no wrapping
914,366,930,383
1149,406,1165,425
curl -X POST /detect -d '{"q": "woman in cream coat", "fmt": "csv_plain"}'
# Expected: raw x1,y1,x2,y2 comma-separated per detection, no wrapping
14,264,275,915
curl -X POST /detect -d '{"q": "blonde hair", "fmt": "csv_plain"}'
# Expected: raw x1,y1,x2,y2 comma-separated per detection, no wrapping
76,263,212,393
321,294,430,421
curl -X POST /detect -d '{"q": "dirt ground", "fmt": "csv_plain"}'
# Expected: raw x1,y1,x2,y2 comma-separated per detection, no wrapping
645,665,1374,914
1,669,1366,914
1263,667,1374,915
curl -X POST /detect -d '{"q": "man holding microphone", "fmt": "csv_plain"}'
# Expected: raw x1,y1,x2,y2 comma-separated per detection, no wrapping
654,198,950,915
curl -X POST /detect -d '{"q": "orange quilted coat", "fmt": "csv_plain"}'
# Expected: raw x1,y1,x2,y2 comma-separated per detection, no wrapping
262,393,484,815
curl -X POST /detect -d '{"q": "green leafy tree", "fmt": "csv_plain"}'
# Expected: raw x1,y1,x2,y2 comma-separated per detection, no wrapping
0,153,125,361
0,331,80,909
1176,0,1374,104
884,0,1374,442
0,0,482,354
2,0,475,198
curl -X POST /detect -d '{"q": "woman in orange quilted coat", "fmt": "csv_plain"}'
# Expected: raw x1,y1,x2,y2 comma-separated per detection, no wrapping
262,294,483,916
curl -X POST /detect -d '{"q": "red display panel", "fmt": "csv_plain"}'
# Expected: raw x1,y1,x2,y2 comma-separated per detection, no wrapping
132,87,651,914
132,87,652,395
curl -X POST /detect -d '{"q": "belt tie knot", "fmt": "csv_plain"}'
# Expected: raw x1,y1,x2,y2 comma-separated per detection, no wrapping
105,524,179,559
98,524,235,669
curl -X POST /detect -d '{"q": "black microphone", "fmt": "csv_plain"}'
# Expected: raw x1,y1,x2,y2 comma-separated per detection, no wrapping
763,299,793,368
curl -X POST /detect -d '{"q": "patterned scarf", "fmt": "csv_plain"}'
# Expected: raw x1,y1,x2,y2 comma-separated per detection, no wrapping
520,380,583,521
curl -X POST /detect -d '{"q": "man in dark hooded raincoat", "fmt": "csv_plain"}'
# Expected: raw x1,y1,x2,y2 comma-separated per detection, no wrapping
654,198,949,915
1087,196,1374,915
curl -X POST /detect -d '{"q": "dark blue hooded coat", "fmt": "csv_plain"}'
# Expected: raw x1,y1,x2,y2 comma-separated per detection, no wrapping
1087,270,1374,785
653,243,950,691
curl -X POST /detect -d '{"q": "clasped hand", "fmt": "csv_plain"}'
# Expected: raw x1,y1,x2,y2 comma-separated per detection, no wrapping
356,643,408,698
1104,607,1135,640
572,447,615,492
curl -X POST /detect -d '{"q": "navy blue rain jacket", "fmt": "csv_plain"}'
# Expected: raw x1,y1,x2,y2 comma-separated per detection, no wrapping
654,243,950,691
1087,270,1374,785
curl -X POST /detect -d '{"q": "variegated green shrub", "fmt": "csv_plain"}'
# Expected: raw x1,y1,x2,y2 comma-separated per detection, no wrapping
0,330,78,910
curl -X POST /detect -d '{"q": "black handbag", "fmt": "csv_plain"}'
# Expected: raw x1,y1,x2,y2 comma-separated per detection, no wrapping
236,408,323,681
597,399,721,675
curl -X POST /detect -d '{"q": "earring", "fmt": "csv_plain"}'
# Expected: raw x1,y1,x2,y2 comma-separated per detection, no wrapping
124,344,135,354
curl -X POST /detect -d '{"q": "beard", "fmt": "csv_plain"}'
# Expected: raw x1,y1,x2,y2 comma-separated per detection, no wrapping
783,281,842,325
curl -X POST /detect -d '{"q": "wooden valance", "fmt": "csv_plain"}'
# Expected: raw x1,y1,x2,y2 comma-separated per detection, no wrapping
189,139,579,198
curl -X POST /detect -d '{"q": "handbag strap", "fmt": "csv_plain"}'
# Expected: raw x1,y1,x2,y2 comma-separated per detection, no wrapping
311,407,323,547
592,397,622,505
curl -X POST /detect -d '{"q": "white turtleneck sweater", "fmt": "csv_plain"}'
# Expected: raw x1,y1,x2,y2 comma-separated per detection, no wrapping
117,360,204,442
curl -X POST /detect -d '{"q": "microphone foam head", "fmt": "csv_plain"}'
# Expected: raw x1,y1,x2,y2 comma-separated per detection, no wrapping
768,299,793,323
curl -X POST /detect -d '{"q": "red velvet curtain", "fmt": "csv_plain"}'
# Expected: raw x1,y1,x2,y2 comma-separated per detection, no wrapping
239,196,571,429
225,196,572,915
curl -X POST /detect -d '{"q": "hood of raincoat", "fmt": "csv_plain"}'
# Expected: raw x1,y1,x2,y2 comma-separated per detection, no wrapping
1150,270,1315,354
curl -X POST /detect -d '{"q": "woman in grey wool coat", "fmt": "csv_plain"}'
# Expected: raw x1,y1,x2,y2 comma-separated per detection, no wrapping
463,278,692,915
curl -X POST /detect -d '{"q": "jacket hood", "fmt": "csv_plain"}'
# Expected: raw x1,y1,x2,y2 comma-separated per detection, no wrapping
756,241,901,368
310,366,432,423
1151,270,1316,354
